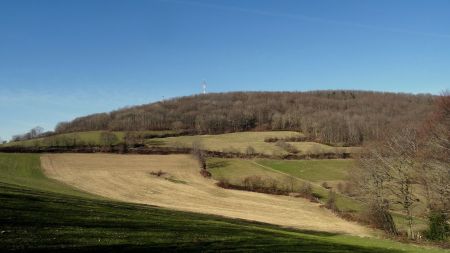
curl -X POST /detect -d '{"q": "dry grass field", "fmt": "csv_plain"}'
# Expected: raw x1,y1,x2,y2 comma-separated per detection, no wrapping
148,131,359,155
41,153,371,236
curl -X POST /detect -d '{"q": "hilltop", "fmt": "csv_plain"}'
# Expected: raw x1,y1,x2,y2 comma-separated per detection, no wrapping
52,91,434,146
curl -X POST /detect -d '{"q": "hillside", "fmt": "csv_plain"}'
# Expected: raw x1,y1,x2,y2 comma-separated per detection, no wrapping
41,153,369,235
1,153,447,252
53,91,434,146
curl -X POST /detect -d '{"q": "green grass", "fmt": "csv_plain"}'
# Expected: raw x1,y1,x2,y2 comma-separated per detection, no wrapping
0,153,93,198
207,158,289,185
1,130,179,148
256,159,430,231
257,159,355,182
0,153,446,252
206,158,431,232
208,158,365,212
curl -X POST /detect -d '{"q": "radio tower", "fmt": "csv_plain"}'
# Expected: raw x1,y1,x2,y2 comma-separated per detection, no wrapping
202,80,207,94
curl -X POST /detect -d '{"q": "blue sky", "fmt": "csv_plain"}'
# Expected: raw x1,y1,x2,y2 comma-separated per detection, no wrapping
1,0,449,140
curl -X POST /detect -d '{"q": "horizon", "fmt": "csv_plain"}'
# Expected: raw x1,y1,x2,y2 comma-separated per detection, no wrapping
1,0,449,140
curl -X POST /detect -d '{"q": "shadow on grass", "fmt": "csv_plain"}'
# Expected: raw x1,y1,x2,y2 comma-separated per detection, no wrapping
15,240,406,253
0,184,407,253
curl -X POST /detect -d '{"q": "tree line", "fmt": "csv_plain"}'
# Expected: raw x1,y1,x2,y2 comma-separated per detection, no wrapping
53,91,434,146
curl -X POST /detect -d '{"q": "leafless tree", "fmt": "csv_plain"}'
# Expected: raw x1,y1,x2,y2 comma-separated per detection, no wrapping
417,92,450,218
29,126,44,138
381,128,419,239
192,140,209,177
356,127,434,239
245,146,256,155
53,91,434,146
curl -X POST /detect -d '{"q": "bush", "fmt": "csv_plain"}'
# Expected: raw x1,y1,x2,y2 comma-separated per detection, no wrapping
275,140,299,154
150,170,166,177
363,201,397,235
325,190,339,212
217,178,230,188
245,146,256,155
321,182,331,189
426,211,449,241
200,169,211,178
242,176,264,190
299,183,313,197
296,183,319,202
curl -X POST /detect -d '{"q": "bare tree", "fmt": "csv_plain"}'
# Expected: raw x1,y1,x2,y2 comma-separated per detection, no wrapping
192,140,210,177
355,148,398,235
383,128,419,239
30,126,44,138
53,91,434,146
417,92,450,240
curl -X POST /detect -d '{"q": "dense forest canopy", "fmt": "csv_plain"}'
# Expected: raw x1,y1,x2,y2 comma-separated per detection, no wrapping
54,91,435,146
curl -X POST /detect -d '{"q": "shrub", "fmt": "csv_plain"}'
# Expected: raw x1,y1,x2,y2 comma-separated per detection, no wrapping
245,146,256,155
264,137,279,143
362,201,397,236
150,170,166,177
321,182,331,189
242,176,264,190
299,183,313,197
216,178,230,188
217,177,288,195
275,140,299,154
336,182,344,193
296,183,319,202
325,190,339,212
200,169,211,178
426,211,449,241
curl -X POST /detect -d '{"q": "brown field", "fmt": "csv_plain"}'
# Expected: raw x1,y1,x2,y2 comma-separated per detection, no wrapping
41,153,371,236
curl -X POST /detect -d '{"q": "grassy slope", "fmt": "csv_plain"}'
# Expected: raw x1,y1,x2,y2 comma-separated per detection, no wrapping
0,153,445,252
149,131,359,155
2,130,361,157
257,159,429,231
257,159,354,182
207,158,360,212
207,158,430,232
1,130,178,147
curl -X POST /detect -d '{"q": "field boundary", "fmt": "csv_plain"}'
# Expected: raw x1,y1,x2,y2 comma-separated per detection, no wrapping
0,145,354,160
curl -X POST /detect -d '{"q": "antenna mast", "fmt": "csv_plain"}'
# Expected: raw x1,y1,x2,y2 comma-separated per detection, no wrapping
202,80,207,94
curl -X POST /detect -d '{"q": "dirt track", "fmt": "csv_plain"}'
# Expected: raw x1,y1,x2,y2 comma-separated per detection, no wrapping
41,153,371,236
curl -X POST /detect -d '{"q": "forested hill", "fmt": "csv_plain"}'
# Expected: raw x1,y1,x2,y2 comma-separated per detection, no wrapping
55,91,434,145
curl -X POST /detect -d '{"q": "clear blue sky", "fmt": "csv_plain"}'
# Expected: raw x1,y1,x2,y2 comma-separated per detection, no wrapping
1,0,449,140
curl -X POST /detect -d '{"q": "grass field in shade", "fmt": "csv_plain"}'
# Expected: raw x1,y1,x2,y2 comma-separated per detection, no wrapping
0,153,445,252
